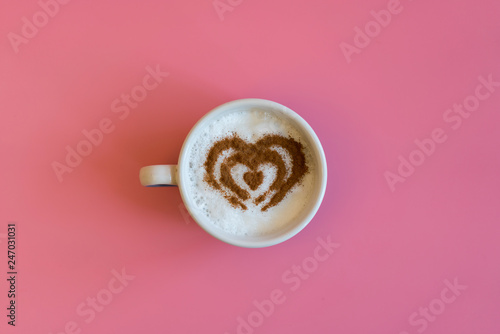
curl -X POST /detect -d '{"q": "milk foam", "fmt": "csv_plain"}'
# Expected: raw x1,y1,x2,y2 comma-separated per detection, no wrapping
186,108,316,237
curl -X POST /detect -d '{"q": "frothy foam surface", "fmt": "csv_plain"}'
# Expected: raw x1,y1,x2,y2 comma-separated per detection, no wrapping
185,108,316,237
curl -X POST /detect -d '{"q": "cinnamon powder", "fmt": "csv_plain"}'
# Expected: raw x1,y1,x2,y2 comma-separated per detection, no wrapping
204,134,308,211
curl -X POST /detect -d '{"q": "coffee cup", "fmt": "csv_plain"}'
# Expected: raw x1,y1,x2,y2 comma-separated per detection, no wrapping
140,99,327,247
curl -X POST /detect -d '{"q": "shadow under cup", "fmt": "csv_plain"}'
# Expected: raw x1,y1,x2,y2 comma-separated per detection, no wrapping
176,99,327,248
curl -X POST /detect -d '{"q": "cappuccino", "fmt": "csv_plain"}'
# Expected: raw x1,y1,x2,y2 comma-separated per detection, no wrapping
185,107,316,237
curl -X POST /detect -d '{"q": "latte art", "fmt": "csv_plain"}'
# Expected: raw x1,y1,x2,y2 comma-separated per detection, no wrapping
204,134,308,211
186,108,316,237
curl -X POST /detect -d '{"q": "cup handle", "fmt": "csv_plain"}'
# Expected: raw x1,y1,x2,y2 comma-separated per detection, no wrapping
139,165,178,187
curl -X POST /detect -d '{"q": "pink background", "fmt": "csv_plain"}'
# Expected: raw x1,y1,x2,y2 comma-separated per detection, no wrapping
1,0,499,333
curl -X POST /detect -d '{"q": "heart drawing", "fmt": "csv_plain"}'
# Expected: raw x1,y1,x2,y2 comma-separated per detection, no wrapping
203,134,309,211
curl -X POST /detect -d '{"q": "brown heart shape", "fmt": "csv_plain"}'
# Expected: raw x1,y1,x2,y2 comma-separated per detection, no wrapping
243,171,264,190
204,134,308,211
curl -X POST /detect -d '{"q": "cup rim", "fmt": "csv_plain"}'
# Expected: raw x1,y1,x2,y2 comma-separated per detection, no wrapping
177,98,327,248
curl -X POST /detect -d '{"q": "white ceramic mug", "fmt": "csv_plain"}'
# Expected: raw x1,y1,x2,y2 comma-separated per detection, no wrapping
140,99,327,247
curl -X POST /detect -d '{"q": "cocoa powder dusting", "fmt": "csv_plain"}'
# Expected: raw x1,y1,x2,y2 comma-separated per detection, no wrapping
243,171,263,190
204,134,308,212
